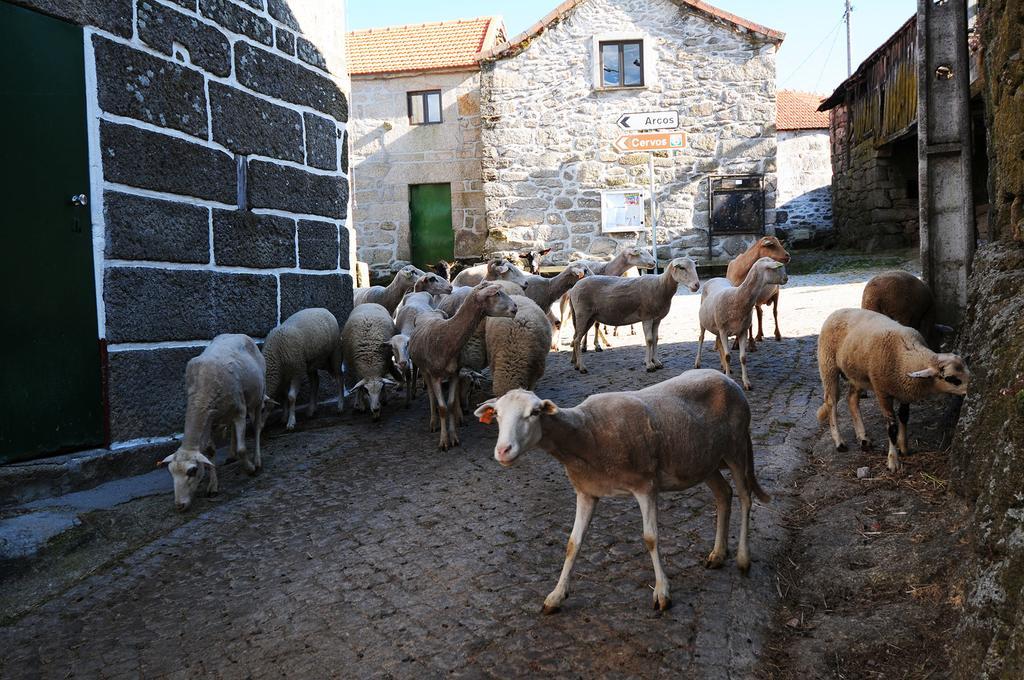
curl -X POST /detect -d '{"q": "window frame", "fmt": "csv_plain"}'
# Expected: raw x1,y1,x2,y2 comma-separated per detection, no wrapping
599,39,645,89
407,89,443,125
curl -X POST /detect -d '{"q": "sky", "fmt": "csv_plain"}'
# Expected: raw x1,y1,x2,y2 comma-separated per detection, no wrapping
347,0,916,96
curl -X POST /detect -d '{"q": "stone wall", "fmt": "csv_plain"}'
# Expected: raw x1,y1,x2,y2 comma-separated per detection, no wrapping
828,104,919,249
11,0,351,444
479,0,778,264
949,0,1024,675
350,70,485,273
775,129,832,240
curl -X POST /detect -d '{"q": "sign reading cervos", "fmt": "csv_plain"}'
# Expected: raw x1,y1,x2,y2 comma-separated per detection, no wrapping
616,110,679,131
613,132,687,153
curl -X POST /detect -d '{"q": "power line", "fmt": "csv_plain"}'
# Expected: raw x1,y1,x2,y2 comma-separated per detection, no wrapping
779,13,847,88
814,18,845,93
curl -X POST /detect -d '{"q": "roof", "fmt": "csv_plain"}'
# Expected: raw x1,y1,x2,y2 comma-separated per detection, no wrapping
347,17,504,76
777,90,829,130
819,14,916,111
479,0,784,62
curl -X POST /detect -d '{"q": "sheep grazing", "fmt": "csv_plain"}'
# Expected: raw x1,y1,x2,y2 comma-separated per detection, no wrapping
159,334,269,511
569,257,700,373
485,295,553,397
408,282,517,450
341,303,399,421
861,270,951,350
353,264,427,314
474,370,769,613
558,246,657,349
817,308,971,472
263,307,343,430
696,257,789,390
452,258,530,289
726,236,791,348
517,247,552,274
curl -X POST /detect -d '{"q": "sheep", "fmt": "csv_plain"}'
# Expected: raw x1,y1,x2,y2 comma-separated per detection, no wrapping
386,274,455,386
726,236,791,349
474,369,769,613
517,247,552,274
426,259,455,282
569,257,700,373
610,266,640,341
520,264,592,349
817,308,971,472
263,308,343,430
341,303,399,421
353,264,427,314
408,282,518,450
485,295,553,397
394,291,447,405
695,257,790,391
861,270,952,350
159,334,269,511
452,258,530,289
558,246,657,349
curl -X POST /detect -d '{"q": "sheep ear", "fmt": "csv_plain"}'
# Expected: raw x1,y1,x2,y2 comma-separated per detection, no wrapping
762,238,772,246
908,367,939,378
540,248,551,255
157,453,175,467
263,395,279,408
194,453,214,468
352,378,367,391
474,399,497,423
771,261,786,269
382,377,398,386
540,399,558,415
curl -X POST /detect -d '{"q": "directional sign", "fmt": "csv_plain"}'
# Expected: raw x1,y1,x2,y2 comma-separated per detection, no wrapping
613,132,687,153
616,110,679,131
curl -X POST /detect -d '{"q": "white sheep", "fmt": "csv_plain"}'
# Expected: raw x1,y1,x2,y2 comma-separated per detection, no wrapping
263,308,343,430
817,308,971,472
452,258,530,289
569,257,700,373
485,295,553,397
695,257,789,390
341,303,399,420
520,264,592,349
393,291,441,405
353,264,427,314
159,334,269,511
474,370,769,612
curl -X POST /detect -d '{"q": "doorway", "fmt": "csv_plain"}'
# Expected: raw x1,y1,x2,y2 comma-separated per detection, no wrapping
409,183,454,269
0,2,105,462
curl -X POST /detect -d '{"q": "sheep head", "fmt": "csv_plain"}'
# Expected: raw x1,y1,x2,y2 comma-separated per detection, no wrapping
752,236,791,265
907,353,970,396
625,246,657,270
397,264,427,288
518,248,552,274
473,282,518,318
414,273,453,296
475,389,558,466
158,449,214,512
387,335,410,373
352,377,398,421
752,256,789,287
486,259,530,288
667,257,700,293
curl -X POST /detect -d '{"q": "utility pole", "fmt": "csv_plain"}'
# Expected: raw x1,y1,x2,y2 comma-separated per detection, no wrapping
845,0,853,76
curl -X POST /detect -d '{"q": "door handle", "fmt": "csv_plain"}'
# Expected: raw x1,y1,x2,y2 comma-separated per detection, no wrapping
70,193,88,207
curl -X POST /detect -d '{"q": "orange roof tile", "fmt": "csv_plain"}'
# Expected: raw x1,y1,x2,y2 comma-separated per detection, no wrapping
347,17,504,76
479,0,783,62
777,90,829,130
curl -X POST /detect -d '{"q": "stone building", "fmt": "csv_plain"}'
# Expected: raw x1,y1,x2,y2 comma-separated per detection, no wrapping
347,18,505,274
477,0,784,264
774,90,833,243
0,0,351,463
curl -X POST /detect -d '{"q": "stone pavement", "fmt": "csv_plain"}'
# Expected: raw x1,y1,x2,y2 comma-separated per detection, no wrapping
0,274,877,678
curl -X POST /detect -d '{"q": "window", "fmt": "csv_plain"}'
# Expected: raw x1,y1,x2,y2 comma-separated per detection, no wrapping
600,40,644,88
408,90,442,125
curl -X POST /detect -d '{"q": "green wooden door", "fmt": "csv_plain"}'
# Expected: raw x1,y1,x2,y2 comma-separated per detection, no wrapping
0,2,105,462
409,183,453,268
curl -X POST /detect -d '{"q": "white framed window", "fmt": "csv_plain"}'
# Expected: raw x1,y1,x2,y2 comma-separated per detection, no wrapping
601,190,646,233
408,90,442,125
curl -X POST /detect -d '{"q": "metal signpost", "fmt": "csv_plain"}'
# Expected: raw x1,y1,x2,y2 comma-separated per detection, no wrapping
614,111,685,274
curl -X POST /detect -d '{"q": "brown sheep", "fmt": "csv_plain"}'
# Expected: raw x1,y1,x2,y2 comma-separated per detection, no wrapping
861,270,951,350
726,236,791,349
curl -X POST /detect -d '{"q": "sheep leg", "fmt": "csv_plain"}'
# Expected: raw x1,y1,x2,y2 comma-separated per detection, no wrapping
427,380,439,432
715,331,732,377
725,460,752,574
704,471,732,569
818,360,846,452
634,490,671,610
897,402,910,455
285,377,300,430
771,293,782,341
848,384,870,449
571,313,595,374
875,392,902,473
333,368,344,414
234,415,256,476
543,492,597,614
448,378,463,439
306,370,319,418
252,402,263,472
695,326,706,368
755,304,766,342
738,332,752,390
591,324,603,352
430,378,452,450
206,462,219,496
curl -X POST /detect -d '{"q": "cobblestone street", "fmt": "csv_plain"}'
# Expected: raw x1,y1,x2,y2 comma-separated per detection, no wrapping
0,273,882,678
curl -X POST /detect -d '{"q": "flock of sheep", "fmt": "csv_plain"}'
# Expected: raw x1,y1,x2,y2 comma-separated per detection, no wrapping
158,238,971,613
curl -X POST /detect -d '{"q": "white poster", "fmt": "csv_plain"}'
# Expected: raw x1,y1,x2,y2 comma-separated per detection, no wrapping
601,190,646,233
